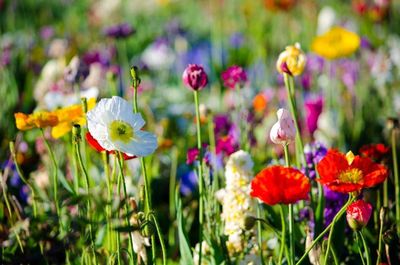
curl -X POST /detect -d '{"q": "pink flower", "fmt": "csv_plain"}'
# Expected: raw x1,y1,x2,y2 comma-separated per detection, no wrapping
182,64,208,91
186,148,199,165
304,94,324,135
221,65,247,89
270,108,296,145
346,199,373,230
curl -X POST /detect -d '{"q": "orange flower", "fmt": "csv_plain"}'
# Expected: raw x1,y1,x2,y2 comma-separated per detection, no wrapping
15,111,58,130
253,93,268,113
316,149,388,193
250,165,310,205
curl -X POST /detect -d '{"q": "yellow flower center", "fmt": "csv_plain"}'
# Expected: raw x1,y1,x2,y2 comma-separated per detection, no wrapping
109,120,134,143
338,168,363,184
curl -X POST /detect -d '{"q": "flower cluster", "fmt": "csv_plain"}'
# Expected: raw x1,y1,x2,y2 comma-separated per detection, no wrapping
216,150,257,256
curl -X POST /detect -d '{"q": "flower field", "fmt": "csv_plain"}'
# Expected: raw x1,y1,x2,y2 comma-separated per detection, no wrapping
1,0,400,264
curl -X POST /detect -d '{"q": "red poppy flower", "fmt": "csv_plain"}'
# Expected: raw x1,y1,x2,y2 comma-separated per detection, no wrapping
85,132,136,160
359,143,389,162
316,149,388,193
250,165,310,205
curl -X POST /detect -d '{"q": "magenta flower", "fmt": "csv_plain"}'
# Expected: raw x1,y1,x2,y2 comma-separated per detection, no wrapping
346,199,373,231
186,148,200,165
182,64,208,91
304,94,324,135
221,65,247,89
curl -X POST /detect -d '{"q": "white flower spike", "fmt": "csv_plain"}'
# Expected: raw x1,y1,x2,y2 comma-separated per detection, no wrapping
87,96,158,157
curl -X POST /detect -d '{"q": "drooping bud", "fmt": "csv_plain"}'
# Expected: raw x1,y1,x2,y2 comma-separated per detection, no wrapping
243,215,257,230
276,43,306,76
182,64,208,91
270,108,296,146
346,199,372,231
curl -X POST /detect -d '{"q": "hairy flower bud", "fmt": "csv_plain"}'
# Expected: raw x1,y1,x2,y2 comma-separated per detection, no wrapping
346,199,372,231
182,64,208,91
270,108,296,145
276,43,306,76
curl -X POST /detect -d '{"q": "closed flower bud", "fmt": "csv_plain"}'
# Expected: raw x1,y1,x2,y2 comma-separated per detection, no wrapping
276,43,306,76
221,65,248,89
182,64,208,91
72,124,82,143
346,199,372,231
243,215,257,230
270,108,296,145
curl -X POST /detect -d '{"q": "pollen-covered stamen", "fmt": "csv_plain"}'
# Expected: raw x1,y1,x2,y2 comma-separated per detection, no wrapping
338,168,363,184
109,120,135,143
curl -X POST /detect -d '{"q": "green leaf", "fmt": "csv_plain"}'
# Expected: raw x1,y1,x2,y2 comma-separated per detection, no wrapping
176,187,194,265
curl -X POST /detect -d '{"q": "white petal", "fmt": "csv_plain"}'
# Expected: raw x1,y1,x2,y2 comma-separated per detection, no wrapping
128,113,145,131
114,130,158,157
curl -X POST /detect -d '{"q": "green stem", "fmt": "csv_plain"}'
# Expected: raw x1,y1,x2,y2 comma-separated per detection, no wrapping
283,74,305,167
76,140,98,265
103,151,113,252
356,232,367,265
257,205,265,265
9,142,37,217
283,144,294,265
150,213,167,265
41,129,62,229
359,230,371,265
117,152,135,264
323,196,353,265
194,90,204,265
376,208,384,265
116,155,122,265
296,197,354,265
278,205,286,265
391,129,399,233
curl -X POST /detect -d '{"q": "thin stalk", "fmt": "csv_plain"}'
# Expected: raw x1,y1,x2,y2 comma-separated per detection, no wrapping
391,130,399,232
356,232,367,265
116,155,122,265
75,140,98,265
283,145,294,265
194,90,205,265
117,152,135,264
103,151,113,252
40,129,62,229
323,196,353,265
257,205,265,265
9,142,37,217
376,208,384,265
296,196,354,265
278,205,286,265
283,74,305,167
150,213,167,265
359,230,371,265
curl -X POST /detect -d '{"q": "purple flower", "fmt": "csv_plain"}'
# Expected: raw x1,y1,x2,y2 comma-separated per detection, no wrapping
40,26,54,40
303,142,327,179
104,23,135,39
324,187,347,227
229,33,245,48
304,94,324,135
179,167,198,196
221,65,248,89
182,64,208,91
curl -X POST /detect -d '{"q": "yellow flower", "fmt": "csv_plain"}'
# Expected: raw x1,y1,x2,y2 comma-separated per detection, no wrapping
51,98,96,139
15,112,59,130
14,98,96,139
276,43,306,76
311,27,360,60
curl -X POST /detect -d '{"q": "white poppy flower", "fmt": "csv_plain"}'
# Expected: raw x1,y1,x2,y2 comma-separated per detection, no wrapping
87,96,157,157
